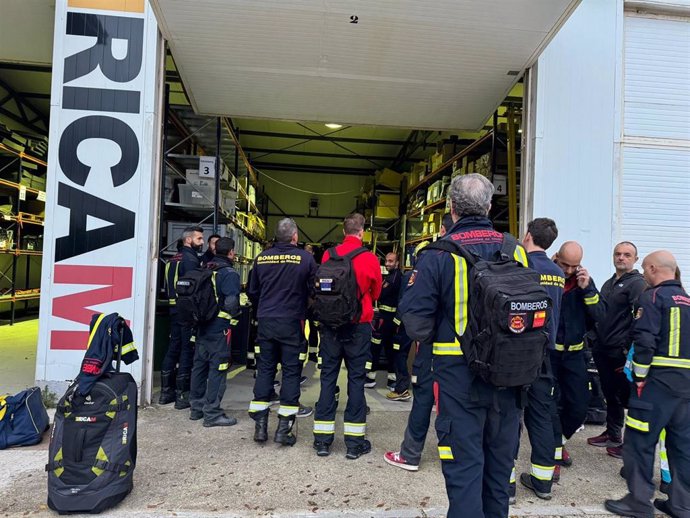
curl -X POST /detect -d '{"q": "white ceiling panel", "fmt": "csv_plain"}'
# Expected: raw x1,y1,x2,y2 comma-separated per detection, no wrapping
0,0,55,65
152,0,579,130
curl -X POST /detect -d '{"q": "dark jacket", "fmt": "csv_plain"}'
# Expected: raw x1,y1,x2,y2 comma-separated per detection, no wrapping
528,251,565,350
200,248,215,267
378,268,402,314
76,313,137,395
595,270,646,356
180,245,201,275
248,241,317,320
206,255,241,323
400,216,529,348
322,236,382,323
556,275,605,351
631,280,690,398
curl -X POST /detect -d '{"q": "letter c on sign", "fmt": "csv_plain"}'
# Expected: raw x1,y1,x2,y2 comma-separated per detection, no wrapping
59,115,139,187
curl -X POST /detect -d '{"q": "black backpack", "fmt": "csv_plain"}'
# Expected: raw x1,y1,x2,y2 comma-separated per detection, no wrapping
313,247,368,329
175,265,227,327
426,234,551,388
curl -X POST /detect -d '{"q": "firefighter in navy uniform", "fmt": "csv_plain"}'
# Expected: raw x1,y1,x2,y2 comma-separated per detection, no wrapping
551,241,605,468
159,227,204,408
400,174,530,518
366,252,402,390
605,250,690,518
189,237,241,427
247,218,317,446
511,218,564,501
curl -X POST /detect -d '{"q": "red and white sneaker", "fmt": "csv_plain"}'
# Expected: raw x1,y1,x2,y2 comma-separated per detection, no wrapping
383,451,419,471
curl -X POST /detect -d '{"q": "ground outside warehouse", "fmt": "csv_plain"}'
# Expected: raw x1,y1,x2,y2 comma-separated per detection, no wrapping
0,364,669,518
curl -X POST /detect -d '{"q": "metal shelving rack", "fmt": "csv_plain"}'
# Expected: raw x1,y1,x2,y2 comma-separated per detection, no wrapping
0,146,46,324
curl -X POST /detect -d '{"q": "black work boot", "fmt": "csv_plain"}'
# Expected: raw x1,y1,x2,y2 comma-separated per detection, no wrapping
254,413,269,443
174,375,191,410
654,498,679,518
274,416,297,446
158,370,176,405
604,493,654,518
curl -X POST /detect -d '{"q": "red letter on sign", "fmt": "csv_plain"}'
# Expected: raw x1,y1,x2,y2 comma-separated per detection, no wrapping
50,265,133,350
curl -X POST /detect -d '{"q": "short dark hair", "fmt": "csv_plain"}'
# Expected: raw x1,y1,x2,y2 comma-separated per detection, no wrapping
215,237,235,257
527,218,558,250
441,213,454,232
208,233,221,242
343,213,365,235
615,241,638,255
175,238,184,251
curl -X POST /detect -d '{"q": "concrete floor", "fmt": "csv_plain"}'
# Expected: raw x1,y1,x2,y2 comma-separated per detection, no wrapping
0,318,38,395
0,360,671,517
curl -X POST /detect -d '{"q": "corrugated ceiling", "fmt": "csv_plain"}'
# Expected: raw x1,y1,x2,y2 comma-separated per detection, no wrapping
152,0,579,130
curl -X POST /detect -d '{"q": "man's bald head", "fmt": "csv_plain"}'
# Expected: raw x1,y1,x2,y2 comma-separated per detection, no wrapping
385,252,399,272
642,250,677,286
555,241,584,278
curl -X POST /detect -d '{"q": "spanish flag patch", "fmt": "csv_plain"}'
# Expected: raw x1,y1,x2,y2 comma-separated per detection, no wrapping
533,310,546,328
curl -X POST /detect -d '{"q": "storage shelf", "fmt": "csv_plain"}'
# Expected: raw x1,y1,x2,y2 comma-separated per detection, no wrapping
0,249,42,256
164,203,265,243
408,198,447,219
0,213,45,226
405,234,435,246
0,178,46,199
407,132,493,195
0,290,41,302
0,143,48,167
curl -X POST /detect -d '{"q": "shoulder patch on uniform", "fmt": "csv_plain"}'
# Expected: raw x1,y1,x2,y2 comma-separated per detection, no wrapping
408,270,417,286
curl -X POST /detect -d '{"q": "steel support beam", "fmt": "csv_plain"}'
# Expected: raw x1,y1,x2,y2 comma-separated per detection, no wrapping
253,162,373,176
243,147,410,162
238,129,436,147
0,77,49,134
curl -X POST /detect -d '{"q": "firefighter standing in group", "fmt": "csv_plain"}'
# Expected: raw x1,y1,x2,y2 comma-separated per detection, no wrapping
247,218,317,446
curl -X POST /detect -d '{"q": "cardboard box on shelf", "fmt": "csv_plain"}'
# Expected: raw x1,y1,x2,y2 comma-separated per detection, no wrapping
431,152,444,173
376,168,402,190
375,193,400,219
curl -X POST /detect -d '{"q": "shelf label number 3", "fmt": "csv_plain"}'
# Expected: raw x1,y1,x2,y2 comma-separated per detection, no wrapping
199,156,216,179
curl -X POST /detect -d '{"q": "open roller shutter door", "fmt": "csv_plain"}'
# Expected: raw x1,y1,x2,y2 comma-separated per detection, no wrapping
621,13,690,276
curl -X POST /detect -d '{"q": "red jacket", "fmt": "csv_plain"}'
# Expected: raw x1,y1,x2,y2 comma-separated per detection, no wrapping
322,235,382,323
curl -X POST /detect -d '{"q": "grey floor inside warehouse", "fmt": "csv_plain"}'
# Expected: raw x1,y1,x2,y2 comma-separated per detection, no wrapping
0,320,669,517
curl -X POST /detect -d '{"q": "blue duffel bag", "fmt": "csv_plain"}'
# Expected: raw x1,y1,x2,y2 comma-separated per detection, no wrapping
0,386,50,449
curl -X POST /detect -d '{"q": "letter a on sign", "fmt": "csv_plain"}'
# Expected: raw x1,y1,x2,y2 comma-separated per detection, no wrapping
36,0,163,402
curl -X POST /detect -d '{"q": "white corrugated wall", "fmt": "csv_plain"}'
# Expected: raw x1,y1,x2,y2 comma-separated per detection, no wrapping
618,12,690,277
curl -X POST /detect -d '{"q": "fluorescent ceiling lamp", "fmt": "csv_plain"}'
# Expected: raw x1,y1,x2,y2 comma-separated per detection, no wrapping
325,123,343,129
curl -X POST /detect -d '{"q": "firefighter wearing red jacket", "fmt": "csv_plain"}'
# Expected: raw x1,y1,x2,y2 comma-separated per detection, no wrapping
312,213,382,460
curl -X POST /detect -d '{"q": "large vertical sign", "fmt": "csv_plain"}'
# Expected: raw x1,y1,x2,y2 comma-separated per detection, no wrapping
36,0,163,400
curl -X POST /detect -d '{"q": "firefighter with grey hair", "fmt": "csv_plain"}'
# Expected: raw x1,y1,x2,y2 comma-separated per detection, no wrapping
400,173,531,518
247,218,317,446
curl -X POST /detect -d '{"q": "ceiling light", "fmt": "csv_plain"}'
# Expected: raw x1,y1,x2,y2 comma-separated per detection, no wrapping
518,128,523,133
325,123,343,129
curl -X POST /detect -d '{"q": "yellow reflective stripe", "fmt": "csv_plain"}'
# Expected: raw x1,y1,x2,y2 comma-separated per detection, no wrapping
393,317,401,326
299,353,307,361
254,345,261,354
53,448,64,477
652,356,690,369
633,361,650,377
371,337,382,345
211,272,220,303
531,464,555,481
669,307,680,357
393,343,401,351
314,421,335,434
87,313,106,349
432,341,462,356
119,342,136,355
365,361,373,370
168,299,176,305
218,363,229,371
0,397,6,421
452,254,469,336
92,446,108,477
659,429,669,470
626,415,649,432
438,445,454,460
510,466,516,484
343,422,366,436
554,447,563,460
513,245,529,267
278,405,299,417
164,262,171,293
379,305,397,313
554,342,584,352
249,401,271,413
317,356,323,366
190,335,196,343
584,293,600,305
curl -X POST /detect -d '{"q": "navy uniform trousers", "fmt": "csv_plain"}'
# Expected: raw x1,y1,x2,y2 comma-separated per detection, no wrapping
549,349,589,454
249,318,303,419
314,323,371,449
623,379,690,516
435,357,520,518
190,318,232,420
161,308,194,377
399,341,434,465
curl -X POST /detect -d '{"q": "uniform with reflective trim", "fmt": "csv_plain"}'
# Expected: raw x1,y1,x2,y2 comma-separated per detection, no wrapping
621,279,690,517
400,215,528,518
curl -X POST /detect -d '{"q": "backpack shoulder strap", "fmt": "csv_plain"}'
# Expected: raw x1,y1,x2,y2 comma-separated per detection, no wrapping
326,247,340,260
424,239,477,266
500,233,521,262
344,246,368,260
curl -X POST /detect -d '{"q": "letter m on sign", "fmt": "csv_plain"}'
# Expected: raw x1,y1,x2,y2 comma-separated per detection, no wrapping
50,265,133,350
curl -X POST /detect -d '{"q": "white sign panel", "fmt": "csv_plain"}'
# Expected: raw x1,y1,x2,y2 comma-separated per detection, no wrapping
198,156,216,179
493,175,507,196
36,0,163,399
